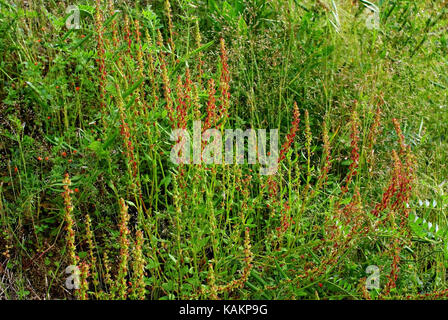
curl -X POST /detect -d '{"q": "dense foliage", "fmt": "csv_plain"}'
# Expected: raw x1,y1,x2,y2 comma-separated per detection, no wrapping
0,0,448,300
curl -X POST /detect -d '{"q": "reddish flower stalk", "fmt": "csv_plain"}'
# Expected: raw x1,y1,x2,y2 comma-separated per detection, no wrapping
119,121,138,178
175,75,188,129
164,0,176,59
391,119,414,224
264,175,279,219
134,20,146,111
116,84,138,178
279,102,301,163
340,186,361,220
85,214,99,295
372,121,415,297
215,227,253,294
78,262,90,300
341,108,360,194
63,173,77,267
371,150,400,218
393,118,406,156
172,75,189,187
204,79,217,132
101,251,113,299
206,263,218,300
158,32,175,128
402,145,415,221
184,68,193,115
406,289,448,300
117,198,130,300
108,0,119,48
276,202,294,237
372,119,414,222
130,20,151,142
145,29,158,101
390,150,414,228
366,106,382,173
124,15,133,59
384,238,401,296
192,82,201,120
95,0,107,126
130,230,146,300
312,119,332,196
390,157,408,213
195,20,204,86
219,38,230,127
267,103,301,238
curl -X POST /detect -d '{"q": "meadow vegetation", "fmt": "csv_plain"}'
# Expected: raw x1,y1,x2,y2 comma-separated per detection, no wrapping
0,0,448,300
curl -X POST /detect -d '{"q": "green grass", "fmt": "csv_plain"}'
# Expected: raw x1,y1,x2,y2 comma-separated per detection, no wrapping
0,0,448,300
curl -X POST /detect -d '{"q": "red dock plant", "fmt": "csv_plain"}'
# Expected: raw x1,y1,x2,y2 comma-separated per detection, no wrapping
95,0,107,125
204,79,217,132
62,174,77,268
341,106,360,195
116,198,131,300
195,20,204,86
159,31,176,128
219,38,230,127
278,102,301,163
130,230,146,300
164,0,176,59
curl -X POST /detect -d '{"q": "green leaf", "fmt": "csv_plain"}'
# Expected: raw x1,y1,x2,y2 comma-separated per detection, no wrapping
145,258,160,270
122,78,144,100
168,254,177,264
159,176,172,188
238,16,248,36
88,140,107,158
170,40,215,76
